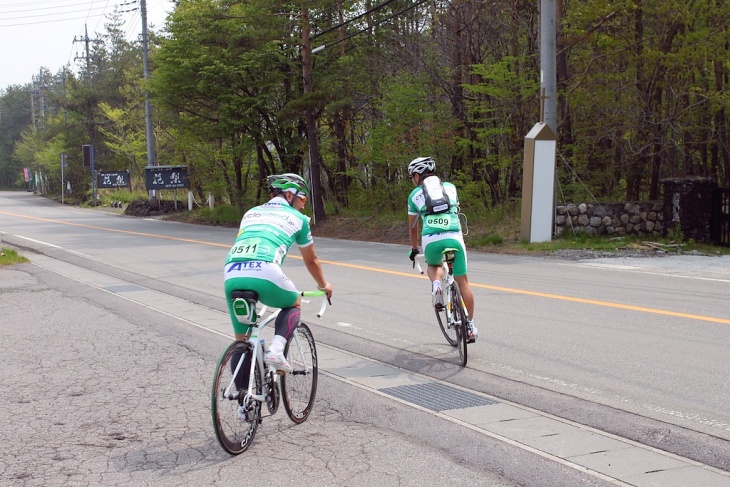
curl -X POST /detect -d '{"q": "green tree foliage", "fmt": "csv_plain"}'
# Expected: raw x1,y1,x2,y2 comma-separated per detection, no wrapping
560,0,730,199
3,0,730,217
151,0,307,209
0,85,32,187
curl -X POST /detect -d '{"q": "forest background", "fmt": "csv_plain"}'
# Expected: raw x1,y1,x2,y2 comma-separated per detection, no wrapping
2,0,730,244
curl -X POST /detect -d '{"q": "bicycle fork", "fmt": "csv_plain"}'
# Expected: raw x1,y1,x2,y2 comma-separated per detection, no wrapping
287,327,311,376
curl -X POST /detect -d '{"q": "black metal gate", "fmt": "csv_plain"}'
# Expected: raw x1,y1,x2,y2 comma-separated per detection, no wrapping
711,188,730,247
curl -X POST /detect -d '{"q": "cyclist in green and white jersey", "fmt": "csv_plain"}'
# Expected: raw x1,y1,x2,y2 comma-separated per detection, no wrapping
406,157,478,342
224,173,333,372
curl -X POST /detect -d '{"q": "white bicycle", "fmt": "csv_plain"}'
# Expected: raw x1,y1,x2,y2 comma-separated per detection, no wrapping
211,290,329,455
416,248,469,366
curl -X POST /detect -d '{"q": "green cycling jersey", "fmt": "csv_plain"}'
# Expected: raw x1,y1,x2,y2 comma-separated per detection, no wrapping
225,196,313,266
407,179,462,235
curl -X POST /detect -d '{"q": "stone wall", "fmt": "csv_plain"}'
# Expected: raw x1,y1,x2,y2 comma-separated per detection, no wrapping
555,202,664,237
553,178,719,241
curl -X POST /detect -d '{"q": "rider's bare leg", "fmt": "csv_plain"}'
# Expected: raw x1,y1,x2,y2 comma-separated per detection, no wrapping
454,274,474,319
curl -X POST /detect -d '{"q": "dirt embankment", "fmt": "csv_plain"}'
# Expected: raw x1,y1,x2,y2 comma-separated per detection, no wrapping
311,217,411,246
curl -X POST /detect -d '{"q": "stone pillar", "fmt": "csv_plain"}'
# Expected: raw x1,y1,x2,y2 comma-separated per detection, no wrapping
661,177,716,242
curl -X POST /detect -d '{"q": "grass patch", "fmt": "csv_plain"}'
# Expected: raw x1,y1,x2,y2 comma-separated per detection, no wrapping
198,205,244,225
512,231,730,255
0,248,29,266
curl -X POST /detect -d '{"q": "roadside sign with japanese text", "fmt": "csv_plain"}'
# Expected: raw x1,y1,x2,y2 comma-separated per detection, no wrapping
97,171,131,188
145,166,189,190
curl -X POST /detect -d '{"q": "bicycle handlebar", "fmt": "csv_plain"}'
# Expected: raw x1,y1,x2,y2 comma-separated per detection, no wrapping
300,290,331,318
414,255,425,275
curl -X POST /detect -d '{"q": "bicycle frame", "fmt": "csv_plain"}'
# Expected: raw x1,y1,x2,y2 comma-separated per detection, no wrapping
223,310,276,409
415,250,469,365
415,253,458,326
213,290,328,455
223,293,327,412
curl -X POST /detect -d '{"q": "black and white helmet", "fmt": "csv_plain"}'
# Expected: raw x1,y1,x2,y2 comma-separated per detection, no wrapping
407,156,435,176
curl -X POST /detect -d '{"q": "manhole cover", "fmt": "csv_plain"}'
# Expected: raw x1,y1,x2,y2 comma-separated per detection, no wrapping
380,382,497,411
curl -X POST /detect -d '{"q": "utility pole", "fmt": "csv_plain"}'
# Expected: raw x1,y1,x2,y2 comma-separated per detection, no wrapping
61,153,66,204
540,0,557,134
38,68,45,123
30,89,36,130
141,0,157,200
74,24,98,204
31,69,46,130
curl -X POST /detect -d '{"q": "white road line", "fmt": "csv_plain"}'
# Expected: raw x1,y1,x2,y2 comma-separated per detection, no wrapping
13,235,62,248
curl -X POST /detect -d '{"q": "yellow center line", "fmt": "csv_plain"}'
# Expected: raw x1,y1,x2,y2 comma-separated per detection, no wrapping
0,210,230,248
4,210,729,325
313,259,730,325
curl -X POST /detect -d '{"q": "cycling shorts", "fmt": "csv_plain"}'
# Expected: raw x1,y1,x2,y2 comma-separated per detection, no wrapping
223,260,298,335
422,232,468,277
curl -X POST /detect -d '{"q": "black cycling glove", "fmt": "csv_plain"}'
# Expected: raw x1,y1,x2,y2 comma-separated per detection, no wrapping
408,247,419,262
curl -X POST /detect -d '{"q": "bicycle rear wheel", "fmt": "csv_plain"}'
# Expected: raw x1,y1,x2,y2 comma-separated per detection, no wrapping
281,322,318,424
211,341,262,455
435,292,458,347
450,282,468,366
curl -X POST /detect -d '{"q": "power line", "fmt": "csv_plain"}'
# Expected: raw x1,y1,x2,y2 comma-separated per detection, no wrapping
0,1,105,14
91,0,114,34
313,0,403,40
313,0,430,51
0,12,108,27
0,0,90,8
2,5,112,21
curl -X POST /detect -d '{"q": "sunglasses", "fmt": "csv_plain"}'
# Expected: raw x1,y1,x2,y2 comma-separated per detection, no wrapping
296,193,307,204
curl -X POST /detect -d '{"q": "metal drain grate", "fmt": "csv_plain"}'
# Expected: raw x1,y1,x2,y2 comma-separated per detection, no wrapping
380,382,497,411
103,284,145,293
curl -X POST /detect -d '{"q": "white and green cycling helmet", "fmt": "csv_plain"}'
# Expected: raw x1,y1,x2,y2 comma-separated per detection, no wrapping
267,173,310,198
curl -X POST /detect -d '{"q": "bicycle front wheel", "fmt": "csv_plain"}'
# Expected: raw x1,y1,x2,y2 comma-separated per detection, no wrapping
281,322,318,424
435,291,458,347
450,282,468,367
211,341,262,455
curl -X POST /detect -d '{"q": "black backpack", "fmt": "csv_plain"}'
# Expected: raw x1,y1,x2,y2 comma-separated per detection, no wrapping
422,176,451,215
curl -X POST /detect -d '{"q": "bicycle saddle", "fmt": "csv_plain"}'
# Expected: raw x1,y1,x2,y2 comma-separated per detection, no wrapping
232,290,259,301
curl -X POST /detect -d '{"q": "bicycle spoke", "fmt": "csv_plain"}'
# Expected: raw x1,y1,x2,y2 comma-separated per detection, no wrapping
211,341,262,455
281,323,318,424
435,293,458,347
452,282,468,367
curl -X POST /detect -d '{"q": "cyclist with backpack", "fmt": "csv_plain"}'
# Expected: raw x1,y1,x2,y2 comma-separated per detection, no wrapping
406,156,478,342
224,173,334,373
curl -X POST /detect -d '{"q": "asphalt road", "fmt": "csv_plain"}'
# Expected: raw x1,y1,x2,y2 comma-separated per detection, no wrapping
1,264,532,487
2,191,730,486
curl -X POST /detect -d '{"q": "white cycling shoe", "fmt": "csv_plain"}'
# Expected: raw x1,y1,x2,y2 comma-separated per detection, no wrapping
264,350,293,373
467,322,478,343
432,281,444,308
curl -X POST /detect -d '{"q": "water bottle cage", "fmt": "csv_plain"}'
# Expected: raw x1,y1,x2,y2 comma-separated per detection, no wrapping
232,298,258,325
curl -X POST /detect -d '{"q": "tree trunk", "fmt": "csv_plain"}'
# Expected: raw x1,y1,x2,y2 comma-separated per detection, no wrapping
556,0,573,155
627,0,645,201
301,4,326,222
715,59,730,186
